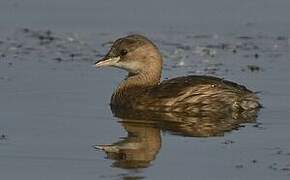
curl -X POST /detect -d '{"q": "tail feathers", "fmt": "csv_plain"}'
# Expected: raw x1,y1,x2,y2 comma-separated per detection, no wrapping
240,93,262,111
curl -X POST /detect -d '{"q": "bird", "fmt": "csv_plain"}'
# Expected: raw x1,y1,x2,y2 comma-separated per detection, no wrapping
94,34,260,115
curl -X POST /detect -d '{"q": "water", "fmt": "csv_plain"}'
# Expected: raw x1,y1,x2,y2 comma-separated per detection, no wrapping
1,0,290,179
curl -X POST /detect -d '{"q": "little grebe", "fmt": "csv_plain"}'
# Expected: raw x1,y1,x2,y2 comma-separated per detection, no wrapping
95,34,260,114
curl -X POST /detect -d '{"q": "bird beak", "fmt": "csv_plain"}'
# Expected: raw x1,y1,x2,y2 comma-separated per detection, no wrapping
94,56,120,68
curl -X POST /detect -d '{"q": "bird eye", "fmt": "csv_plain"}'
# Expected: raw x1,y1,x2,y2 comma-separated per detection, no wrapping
120,49,128,56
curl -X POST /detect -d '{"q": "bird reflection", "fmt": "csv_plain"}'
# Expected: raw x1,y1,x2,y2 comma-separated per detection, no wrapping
95,107,258,169
95,119,161,169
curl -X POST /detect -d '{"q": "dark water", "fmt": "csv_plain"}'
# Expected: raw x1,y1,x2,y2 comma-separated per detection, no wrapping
1,0,290,179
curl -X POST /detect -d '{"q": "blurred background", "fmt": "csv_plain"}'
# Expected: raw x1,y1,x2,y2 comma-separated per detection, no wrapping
1,0,290,33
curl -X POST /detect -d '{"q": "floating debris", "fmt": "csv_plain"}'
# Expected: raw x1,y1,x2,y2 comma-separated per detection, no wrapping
276,150,283,155
0,134,7,140
192,34,214,39
222,140,235,144
269,163,278,170
53,57,63,62
252,160,258,163
205,43,231,50
235,42,259,51
281,167,290,171
237,36,254,40
242,65,263,72
194,47,216,57
247,65,262,72
21,28,58,45
235,164,244,169
177,60,185,66
254,53,259,59
66,37,75,42
277,36,287,41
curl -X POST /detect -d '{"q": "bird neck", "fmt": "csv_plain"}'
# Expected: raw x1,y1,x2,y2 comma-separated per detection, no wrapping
111,71,161,106
124,71,160,88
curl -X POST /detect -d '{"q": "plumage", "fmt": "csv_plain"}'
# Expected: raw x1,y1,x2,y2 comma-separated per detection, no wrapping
95,34,261,115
